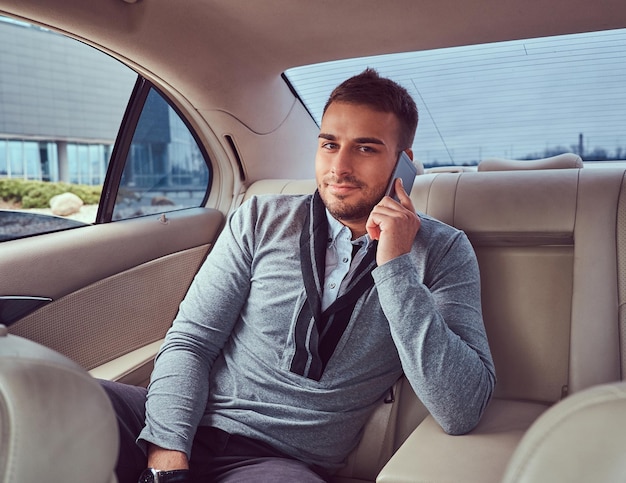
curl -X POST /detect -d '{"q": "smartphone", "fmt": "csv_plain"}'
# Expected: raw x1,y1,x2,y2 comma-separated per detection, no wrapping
385,151,417,201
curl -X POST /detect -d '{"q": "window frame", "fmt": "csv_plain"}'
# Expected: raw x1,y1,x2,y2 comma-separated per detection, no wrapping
97,78,213,224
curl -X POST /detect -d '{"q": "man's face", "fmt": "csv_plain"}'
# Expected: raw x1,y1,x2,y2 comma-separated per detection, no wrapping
315,101,402,232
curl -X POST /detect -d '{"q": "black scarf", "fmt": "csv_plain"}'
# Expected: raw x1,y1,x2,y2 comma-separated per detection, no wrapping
290,191,377,381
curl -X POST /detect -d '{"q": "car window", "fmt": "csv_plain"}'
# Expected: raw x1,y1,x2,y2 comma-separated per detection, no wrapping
285,28,626,169
0,16,211,241
112,87,210,221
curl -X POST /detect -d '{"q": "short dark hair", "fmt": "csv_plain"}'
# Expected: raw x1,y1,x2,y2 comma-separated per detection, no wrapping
323,68,418,151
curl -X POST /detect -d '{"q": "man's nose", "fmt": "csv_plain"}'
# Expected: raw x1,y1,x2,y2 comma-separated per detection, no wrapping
330,148,353,176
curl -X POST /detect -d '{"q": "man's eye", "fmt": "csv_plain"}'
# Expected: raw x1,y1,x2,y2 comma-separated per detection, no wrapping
358,145,376,153
322,142,338,150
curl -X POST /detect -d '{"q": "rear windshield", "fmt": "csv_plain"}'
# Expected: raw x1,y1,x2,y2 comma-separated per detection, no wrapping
285,29,626,169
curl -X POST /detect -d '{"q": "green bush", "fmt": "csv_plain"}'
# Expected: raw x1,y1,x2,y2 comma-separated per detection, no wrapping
0,178,29,201
0,179,102,209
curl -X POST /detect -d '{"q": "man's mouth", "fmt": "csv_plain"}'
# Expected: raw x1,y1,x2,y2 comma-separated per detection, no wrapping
325,177,362,196
329,183,358,194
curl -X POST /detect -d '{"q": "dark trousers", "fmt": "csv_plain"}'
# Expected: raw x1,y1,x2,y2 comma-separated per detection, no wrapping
100,380,329,483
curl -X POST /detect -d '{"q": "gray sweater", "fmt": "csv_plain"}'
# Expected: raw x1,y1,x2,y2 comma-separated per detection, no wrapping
139,193,496,471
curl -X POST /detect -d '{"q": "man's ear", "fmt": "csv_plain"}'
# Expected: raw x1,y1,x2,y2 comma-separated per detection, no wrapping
404,148,414,161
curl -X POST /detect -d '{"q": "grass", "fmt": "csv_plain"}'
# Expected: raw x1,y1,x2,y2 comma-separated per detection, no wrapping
0,178,102,209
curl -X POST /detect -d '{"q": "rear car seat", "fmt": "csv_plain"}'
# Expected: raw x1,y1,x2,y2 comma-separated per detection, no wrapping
243,160,625,482
380,166,624,481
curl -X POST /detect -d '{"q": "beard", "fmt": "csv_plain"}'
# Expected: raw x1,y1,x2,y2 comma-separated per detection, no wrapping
319,175,387,223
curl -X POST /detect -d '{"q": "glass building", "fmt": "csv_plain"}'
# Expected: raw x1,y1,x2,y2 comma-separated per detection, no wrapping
0,18,136,185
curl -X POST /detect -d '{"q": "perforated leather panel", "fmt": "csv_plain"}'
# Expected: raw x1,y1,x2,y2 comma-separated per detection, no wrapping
10,244,209,370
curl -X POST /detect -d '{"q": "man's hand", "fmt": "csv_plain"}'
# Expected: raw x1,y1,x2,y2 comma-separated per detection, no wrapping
147,444,189,471
366,178,421,265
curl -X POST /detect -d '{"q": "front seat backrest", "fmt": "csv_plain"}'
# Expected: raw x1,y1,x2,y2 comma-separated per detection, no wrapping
502,381,626,483
0,325,119,483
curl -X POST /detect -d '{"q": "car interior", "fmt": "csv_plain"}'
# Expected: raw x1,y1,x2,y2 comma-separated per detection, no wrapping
1,1,626,482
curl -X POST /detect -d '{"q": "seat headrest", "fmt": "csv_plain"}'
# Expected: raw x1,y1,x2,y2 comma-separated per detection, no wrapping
502,381,626,482
478,153,583,171
412,158,425,175
0,326,119,483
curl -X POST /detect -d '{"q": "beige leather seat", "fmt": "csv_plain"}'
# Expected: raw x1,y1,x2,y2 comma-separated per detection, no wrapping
478,152,584,171
0,324,119,483
503,381,626,482
379,165,623,482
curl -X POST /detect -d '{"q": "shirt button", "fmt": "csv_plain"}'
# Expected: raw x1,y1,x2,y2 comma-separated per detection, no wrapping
329,283,336,289
342,257,349,263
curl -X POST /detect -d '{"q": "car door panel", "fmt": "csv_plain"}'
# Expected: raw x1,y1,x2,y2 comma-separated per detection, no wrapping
0,21,220,385
1,207,223,383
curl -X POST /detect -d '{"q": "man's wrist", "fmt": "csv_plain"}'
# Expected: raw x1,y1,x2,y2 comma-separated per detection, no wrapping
146,444,189,470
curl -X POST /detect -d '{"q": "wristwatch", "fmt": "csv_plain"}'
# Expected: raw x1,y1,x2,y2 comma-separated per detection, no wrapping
138,468,191,483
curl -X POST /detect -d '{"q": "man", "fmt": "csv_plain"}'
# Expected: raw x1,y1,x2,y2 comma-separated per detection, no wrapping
103,68,496,483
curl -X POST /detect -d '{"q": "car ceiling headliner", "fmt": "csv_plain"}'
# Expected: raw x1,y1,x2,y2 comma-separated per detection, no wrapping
1,0,625,134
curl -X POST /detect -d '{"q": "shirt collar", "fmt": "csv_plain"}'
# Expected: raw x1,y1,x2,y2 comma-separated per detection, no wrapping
325,209,372,248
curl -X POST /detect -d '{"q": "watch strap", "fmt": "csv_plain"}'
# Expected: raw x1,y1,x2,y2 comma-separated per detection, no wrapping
158,469,190,483
139,468,191,483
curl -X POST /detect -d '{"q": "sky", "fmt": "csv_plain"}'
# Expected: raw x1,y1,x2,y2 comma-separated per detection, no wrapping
286,29,626,166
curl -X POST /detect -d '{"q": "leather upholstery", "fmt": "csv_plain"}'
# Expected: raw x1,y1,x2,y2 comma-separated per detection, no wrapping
503,381,626,483
377,399,549,483
478,153,584,171
379,167,623,482
0,325,118,483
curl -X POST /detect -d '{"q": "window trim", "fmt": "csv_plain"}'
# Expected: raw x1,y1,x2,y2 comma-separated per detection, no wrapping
97,78,213,223
98,76,149,223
